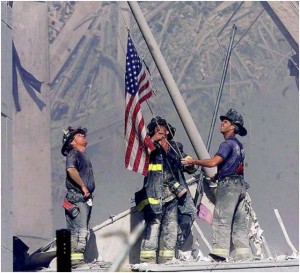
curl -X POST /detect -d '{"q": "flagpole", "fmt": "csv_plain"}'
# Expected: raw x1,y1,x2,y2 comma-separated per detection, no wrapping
127,1,216,177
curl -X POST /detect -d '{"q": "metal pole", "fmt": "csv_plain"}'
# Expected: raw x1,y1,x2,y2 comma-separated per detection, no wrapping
206,24,237,151
193,221,212,252
217,3,242,37
274,208,298,255
194,25,237,205
127,1,216,177
109,222,145,272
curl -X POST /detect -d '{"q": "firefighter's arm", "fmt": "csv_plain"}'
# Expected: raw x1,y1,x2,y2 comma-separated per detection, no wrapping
149,130,166,152
67,167,90,198
181,155,223,168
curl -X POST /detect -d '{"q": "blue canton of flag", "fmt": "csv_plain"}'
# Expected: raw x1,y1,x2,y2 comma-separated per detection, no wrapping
125,36,142,96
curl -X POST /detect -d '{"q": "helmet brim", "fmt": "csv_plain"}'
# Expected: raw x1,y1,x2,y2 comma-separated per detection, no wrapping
61,127,87,156
147,118,176,140
220,116,247,136
220,115,230,122
235,124,247,136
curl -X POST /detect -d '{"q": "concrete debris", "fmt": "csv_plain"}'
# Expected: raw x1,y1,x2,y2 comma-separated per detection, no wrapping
13,237,56,271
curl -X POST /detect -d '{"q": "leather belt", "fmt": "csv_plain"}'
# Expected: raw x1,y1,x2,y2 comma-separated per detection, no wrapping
220,175,243,181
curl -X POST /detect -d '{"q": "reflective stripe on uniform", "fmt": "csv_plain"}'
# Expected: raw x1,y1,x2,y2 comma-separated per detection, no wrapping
137,197,160,212
212,248,229,258
235,247,251,256
173,182,180,189
159,249,175,258
148,164,162,171
140,250,156,259
71,252,84,261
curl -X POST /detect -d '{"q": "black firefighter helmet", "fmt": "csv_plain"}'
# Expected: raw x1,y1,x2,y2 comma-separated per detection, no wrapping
220,108,247,136
61,126,87,156
147,116,176,140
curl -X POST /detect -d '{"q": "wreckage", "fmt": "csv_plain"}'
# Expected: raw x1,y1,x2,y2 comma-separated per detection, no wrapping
13,179,299,271
3,1,299,272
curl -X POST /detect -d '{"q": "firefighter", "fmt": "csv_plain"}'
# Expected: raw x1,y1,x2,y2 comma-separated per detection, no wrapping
137,116,197,264
181,109,252,261
61,126,94,269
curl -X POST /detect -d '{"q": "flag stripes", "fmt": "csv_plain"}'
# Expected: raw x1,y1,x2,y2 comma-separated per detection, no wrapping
124,34,155,176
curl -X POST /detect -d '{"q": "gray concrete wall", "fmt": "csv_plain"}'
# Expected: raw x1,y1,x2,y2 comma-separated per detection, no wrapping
12,2,53,253
1,2,13,271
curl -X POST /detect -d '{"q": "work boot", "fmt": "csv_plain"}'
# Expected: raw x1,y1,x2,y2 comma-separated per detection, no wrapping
88,260,112,269
71,259,86,269
234,254,253,262
159,257,179,265
140,257,156,265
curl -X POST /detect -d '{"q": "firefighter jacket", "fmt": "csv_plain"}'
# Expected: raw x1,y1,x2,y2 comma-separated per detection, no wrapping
136,140,197,218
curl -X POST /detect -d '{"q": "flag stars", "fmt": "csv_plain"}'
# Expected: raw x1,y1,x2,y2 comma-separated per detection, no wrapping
125,35,147,96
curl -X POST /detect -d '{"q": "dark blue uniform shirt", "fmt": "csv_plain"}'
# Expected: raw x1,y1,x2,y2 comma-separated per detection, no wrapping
66,149,95,193
215,136,245,179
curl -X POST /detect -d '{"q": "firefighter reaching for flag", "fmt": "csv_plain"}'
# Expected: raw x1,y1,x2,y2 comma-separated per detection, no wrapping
136,116,198,264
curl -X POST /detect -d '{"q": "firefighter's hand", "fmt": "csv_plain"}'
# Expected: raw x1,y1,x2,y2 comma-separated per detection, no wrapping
209,174,217,182
81,185,90,198
181,156,193,165
151,131,165,142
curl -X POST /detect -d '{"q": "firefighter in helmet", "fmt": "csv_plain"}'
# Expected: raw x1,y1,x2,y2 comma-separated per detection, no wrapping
137,116,197,264
61,126,94,269
182,109,252,261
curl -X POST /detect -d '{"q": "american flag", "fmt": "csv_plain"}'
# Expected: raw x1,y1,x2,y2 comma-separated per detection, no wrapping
124,34,155,176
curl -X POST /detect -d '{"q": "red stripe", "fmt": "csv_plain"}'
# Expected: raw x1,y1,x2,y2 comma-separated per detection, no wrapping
139,89,152,104
125,61,153,175
133,117,145,170
125,126,135,167
125,97,153,173
132,135,143,172
142,155,149,176
125,100,142,167
144,133,155,151
138,71,146,85
125,94,134,134
125,103,136,167
138,79,150,95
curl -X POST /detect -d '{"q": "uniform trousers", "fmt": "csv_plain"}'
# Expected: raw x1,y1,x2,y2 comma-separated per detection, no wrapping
140,199,178,264
65,190,92,266
211,176,252,260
